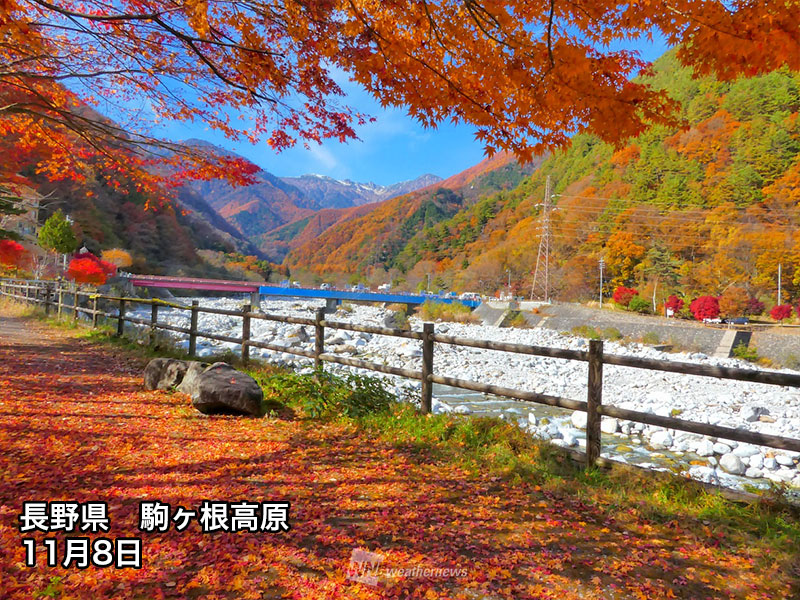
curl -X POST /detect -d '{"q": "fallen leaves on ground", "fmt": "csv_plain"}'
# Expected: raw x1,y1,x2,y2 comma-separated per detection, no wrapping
0,317,793,599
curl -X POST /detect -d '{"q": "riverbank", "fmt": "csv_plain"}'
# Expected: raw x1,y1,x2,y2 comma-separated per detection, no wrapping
111,295,800,494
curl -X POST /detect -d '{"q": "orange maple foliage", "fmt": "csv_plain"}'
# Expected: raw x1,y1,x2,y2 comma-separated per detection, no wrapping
1,0,798,198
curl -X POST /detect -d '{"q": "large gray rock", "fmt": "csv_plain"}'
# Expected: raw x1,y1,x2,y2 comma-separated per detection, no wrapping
719,453,746,475
176,361,210,396
143,358,189,391
191,363,263,417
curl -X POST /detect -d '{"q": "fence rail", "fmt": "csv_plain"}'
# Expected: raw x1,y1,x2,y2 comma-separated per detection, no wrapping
3,277,800,468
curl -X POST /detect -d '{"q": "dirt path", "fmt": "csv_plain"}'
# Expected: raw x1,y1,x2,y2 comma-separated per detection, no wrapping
0,316,794,599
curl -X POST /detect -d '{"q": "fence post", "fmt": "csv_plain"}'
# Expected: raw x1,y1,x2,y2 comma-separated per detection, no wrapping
44,283,51,315
116,298,126,337
72,285,79,322
91,295,99,328
586,339,604,468
421,322,434,414
188,300,199,357
150,302,158,339
241,303,251,363
57,282,63,318
314,307,325,370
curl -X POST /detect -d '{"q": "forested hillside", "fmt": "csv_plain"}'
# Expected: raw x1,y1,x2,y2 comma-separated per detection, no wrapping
285,152,540,282
25,168,263,278
289,51,800,303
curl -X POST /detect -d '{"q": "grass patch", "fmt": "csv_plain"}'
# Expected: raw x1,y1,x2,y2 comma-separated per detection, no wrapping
0,297,38,317
641,331,661,345
572,325,623,341
416,300,478,323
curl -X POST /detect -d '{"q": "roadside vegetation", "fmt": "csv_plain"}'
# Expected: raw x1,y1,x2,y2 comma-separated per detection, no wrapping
416,300,479,323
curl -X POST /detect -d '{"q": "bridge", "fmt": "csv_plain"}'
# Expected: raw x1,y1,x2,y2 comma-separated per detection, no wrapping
123,274,480,311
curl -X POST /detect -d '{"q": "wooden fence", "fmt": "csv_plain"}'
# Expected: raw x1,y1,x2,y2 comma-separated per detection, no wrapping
3,277,800,469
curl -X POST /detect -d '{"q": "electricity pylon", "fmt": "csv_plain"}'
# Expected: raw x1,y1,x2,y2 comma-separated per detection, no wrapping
530,175,553,302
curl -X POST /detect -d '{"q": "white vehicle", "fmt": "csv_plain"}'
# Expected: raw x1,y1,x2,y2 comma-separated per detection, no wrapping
459,292,481,301
377,283,391,291
320,283,331,290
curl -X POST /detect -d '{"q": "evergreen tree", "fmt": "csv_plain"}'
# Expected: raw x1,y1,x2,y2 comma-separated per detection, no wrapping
38,209,78,254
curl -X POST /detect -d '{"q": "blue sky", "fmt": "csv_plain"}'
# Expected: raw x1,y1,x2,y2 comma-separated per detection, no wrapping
154,38,670,187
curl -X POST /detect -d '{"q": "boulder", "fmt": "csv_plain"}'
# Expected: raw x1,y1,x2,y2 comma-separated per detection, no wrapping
176,361,210,397
191,363,263,417
719,453,746,475
600,417,618,434
143,358,189,391
740,405,769,422
649,430,673,450
695,439,715,457
287,326,309,343
571,411,587,430
712,442,732,455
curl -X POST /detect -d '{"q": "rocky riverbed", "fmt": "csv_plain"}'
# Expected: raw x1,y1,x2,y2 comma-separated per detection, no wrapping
124,296,800,495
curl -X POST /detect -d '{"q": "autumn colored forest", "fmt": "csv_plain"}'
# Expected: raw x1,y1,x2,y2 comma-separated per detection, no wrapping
287,51,800,307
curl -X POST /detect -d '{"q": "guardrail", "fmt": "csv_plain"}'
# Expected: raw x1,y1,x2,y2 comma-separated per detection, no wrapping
3,277,800,470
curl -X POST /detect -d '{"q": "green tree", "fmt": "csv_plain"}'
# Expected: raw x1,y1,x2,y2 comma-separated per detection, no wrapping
38,210,78,254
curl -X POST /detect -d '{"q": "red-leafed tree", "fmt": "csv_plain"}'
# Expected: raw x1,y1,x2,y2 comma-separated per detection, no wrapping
771,304,793,322
665,295,684,314
0,239,26,268
745,298,766,316
612,286,638,308
67,251,116,285
72,251,116,277
67,257,107,285
690,296,720,321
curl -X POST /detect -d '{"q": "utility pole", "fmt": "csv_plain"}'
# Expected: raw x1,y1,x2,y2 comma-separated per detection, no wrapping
531,175,552,303
778,263,782,305
506,268,511,297
599,258,605,308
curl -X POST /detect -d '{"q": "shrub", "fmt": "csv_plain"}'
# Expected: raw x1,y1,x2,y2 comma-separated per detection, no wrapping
665,294,684,315
571,325,601,340
416,301,477,323
612,286,638,307
745,297,765,316
689,296,720,321
770,304,793,322
601,327,622,340
732,342,759,362
256,370,394,419
628,294,651,313
507,311,532,328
